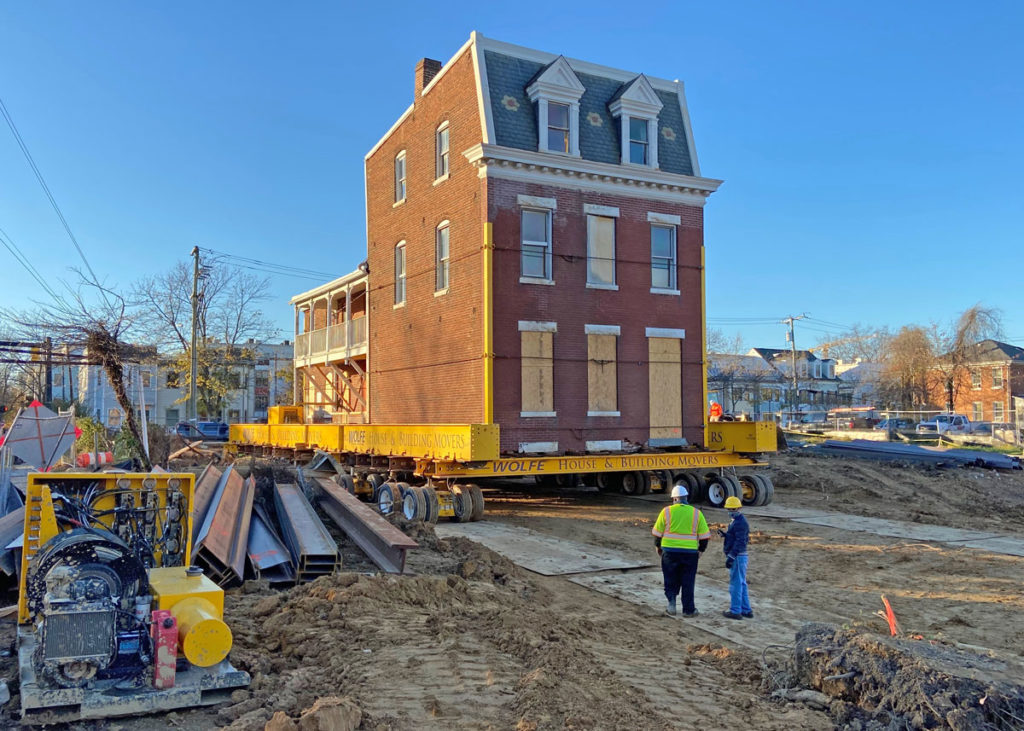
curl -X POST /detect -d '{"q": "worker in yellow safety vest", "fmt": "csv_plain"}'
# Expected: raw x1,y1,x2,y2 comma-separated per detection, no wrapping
652,484,711,617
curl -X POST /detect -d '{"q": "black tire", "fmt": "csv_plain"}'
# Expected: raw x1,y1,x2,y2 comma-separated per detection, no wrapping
367,473,385,501
737,475,759,506
677,472,703,503
401,484,426,521
554,473,577,488
377,482,398,516
534,474,558,488
581,473,598,487
450,485,473,523
468,484,485,521
723,475,742,500
620,471,644,495
337,474,356,495
654,470,673,492
705,477,730,508
749,474,769,507
421,485,440,523
760,474,776,505
595,472,622,492
637,472,652,495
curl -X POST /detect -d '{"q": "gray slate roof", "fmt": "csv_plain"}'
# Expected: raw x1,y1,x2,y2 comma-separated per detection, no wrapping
966,339,1024,362
483,50,694,176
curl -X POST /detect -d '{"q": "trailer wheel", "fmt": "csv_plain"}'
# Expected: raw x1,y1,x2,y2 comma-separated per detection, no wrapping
534,474,558,488
621,471,644,495
653,470,673,492
367,474,385,502
421,485,440,524
581,473,598,487
749,474,770,506
595,472,622,492
705,477,730,508
450,485,473,523
377,482,398,515
724,475,743,500
637,472,652,495
400,483,426,521
337,474,356,495
737,475,760,506
675,472,703,503
757,474,775,505
554,473,578,488
468,484,485,521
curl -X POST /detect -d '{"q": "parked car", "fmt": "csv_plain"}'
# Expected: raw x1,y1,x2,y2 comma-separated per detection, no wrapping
874,418,915,432
916,414,971,436
971,422,1019,442
174,420,229,441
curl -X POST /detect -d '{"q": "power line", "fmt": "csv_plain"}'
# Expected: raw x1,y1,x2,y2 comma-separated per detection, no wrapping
0,95,102,289
199,247,334,281
0,225,66,307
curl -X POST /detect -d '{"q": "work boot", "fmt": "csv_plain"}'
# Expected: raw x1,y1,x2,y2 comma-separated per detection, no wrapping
741,611,754,618
722,611,743,620
665,601,677,616
681,609,699,618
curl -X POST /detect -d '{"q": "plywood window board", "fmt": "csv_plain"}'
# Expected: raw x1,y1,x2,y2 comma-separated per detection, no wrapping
649,337,682,439
521,331,553,412
588,334,617,412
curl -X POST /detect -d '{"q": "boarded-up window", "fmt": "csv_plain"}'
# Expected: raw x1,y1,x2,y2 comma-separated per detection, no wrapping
649,337,682,440
588,334,617,412
587,215,615,285
521,331,553,412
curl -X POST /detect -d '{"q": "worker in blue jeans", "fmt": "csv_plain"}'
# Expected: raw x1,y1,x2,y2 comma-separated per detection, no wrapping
720,496,753,619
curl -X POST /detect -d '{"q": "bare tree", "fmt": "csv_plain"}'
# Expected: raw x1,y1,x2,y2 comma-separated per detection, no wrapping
132,259,278,418
929,304,1003,411
812,324,892,362
3,276,152,469
707,328,745,354
878,326,934,409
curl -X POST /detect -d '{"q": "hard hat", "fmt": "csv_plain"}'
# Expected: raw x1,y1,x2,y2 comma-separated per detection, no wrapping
724,496,742,509
670,484,688,499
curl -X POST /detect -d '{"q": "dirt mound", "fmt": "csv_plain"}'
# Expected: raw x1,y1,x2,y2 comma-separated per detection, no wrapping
793,623,1024,730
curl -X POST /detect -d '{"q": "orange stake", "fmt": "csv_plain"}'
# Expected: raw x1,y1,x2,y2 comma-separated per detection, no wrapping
881,594,899,636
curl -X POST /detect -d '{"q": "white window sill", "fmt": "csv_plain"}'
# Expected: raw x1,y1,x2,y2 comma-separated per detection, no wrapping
587,411,621,417
520,277,555,286
586,282,619,291
520,411,556,418
621,161,660,171
392,199,406,208
650,287,680,296
433,173,449,186
538,149,581,158
393,302,406,310
434,288,449,297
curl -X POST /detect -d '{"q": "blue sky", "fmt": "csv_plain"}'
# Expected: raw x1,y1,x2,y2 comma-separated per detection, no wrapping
1,1,1021,352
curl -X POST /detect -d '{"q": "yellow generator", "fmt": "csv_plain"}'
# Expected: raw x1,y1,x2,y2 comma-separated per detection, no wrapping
17,472,249,722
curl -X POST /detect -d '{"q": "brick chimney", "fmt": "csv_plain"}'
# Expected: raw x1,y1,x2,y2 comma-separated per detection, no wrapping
415,58,443,97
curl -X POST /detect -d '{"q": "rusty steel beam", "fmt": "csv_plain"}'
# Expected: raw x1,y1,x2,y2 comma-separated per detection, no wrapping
194,470,253,587
313,477,417,574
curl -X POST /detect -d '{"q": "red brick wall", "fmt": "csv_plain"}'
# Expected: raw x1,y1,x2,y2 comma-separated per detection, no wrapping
488,177,706,452
365,49,486,424
945,363,1015,421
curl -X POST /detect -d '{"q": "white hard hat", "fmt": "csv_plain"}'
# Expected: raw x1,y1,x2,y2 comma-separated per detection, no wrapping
671,484,688,499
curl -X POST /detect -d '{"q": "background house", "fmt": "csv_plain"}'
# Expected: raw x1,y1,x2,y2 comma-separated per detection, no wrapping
927,339,1024,423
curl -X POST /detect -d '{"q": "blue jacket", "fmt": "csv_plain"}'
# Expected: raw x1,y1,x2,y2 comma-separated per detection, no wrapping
723,512,749,558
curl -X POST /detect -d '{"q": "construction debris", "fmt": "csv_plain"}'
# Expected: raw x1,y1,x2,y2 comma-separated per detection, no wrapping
815,439,1022,470
273,482,340,583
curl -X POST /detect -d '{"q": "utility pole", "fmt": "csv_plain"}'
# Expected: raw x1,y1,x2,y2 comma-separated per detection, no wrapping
43,337,53,407
782,315,806,410
190,246,200,423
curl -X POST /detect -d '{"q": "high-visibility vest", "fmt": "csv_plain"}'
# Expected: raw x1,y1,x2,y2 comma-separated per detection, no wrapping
652,503,711,551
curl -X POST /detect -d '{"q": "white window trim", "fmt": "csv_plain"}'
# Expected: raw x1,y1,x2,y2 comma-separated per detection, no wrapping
526,58,584,157
520,277,556,286
647,212,681,225
586,440,622,452
586,282,619,291
519,320,557,332
650,223,677,291
520,412,557,419
433,289,449,297
518,194,557,209
432,174,449,187
435,121,450,181
585,324,621,336
435,220,450,292
645,327,685,339
584,203,619,217
520,207,553,282
394,151,407,203
519,441,559,452
650,287,680,296
587,410,621,417
394,241,407,306
609,77,663,170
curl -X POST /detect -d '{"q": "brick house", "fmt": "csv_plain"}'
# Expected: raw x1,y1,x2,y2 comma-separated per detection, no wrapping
307,33,722,455
927,339,1024,423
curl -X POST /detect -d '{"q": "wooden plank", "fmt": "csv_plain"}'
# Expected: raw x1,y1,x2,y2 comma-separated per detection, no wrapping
588,334,617,412
649,337,682,439
521,331,552,412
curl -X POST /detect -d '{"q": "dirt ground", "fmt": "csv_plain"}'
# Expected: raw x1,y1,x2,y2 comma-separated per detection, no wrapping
1,450,1023,729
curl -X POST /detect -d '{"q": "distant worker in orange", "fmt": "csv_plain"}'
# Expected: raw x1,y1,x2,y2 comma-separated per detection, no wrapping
709,401,724,422
652,484,711,617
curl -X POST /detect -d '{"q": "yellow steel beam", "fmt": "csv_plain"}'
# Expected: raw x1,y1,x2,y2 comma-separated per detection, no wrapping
483,221,494,424
429,450,765,479
343,423,500,462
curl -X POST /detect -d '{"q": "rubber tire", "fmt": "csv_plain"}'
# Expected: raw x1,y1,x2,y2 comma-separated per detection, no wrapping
581,473,598,487
337,474,356,495
723,475,742,500
678,472,703,503
705,477,730,508
749,474,770,507
421,485,440,524
450,485,473,523
760,474,776,505
554,473,577,488
637,472,652,495
737,475,759,506
401,483,426,521
595,473,622,492
534,474,558,488
468,484,485,521
367,473,385,501
377,482,398,516
654,470,673,493
621,471,644,495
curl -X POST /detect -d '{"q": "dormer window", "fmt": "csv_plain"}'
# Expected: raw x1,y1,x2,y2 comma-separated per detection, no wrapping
526,56,585,156
609,75,663,169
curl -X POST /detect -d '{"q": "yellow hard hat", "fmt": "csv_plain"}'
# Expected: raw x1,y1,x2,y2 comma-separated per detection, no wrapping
724,496,742,509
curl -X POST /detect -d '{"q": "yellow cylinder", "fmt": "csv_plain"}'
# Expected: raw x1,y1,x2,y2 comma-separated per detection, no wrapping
171,596,233,667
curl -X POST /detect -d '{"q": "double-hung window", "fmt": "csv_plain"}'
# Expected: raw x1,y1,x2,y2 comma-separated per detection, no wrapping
994,401,1005,421
435,123,449,179
547,102,570,153
394,152,406,203
394,242,406,305
971,369,982,389
650,225,676,289
992,366,1004,389
435,222,450,292
521,209,551,280
586,214,616,287
629,117,649,165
